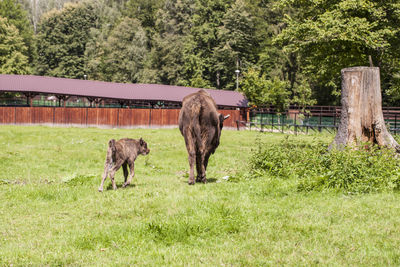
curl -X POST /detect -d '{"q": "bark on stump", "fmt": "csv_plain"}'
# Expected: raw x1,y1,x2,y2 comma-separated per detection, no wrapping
330,67,400,151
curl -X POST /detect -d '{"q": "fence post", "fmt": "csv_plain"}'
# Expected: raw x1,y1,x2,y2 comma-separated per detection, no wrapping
294,112,297,135
319,112,322,132
306,114,309,134
271,113,274,132
334,112,336,129
117,108,120,128
149,108,152,127
261,112,264,132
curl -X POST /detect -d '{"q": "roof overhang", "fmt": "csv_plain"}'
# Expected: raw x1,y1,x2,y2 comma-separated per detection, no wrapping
0,74,248,108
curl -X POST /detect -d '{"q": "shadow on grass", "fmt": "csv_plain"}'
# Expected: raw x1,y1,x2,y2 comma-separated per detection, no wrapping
180,177,218,184
105,183,136,191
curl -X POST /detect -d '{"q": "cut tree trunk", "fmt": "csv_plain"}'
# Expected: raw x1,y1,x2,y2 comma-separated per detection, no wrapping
330,67,400,152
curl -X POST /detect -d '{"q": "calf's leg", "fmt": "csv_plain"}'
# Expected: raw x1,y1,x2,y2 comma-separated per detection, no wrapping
108,159,124,190
99,157,113,192
122,163,128,183
99,167,109,192
122,161,135,188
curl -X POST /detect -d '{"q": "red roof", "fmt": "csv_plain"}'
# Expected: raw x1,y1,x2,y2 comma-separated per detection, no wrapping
0,74,248,108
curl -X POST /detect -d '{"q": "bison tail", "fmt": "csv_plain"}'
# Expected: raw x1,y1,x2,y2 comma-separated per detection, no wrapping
106,139,117,167
108,139,116,150
192,107,203,148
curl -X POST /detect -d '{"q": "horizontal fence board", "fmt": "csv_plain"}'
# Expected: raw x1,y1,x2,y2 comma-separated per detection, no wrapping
163,109,180,125
117,109,134,126
86,109,99,125
16,107,32,124
0,107,15,124
97,108,119,126
32,107,53,124
133,109,151,126
0,107,246,129
66,108,86,124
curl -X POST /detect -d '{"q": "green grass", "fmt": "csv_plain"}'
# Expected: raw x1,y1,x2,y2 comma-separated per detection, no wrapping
1,126,400,265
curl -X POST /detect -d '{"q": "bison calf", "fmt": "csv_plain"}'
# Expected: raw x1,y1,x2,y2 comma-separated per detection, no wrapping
98,138,150,192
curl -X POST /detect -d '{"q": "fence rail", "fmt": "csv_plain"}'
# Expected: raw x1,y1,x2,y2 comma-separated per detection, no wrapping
0,107,244,129
248,108,400,134
3,106,400,133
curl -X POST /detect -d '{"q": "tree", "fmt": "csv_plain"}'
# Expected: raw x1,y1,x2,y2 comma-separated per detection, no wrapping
143,0,195,85
182,0,234,88
213,0,258,90
84,0,123,81
275,0,400,105
35,2,97,79
239,68,269,106
26,0,78,32
330,67,400,151
291,77,316,112
0,17,31,74
240,67,290,112
0,0,35,64
124,0,165,30
101,17,149,83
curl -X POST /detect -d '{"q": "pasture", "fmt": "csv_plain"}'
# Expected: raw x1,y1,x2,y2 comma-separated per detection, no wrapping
1,126,400,265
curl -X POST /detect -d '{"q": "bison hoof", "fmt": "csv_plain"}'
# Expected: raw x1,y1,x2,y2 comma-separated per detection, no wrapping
196,176,206,183
98,188,103,192
196,176,207,183
188,180,195,185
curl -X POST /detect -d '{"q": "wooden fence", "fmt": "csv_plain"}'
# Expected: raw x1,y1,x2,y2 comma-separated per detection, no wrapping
0,107,245,129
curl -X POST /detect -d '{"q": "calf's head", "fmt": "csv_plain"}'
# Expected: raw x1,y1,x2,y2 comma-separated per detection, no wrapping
138,138,150,155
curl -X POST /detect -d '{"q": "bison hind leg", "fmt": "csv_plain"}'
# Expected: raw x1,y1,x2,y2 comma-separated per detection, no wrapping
195,151,208,184
195,151,204,183
183,129,197,185
199,152,213,184
187,151,196,185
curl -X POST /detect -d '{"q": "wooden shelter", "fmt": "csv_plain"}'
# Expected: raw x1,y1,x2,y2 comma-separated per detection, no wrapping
0,75,248,129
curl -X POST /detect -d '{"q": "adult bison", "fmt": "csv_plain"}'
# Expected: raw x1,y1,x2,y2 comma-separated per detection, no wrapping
179,89,230,185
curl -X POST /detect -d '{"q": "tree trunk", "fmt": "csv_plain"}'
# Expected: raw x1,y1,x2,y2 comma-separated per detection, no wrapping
330,67,400,151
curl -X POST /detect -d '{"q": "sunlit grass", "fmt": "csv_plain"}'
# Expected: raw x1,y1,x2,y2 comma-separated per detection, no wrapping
0,126,400,265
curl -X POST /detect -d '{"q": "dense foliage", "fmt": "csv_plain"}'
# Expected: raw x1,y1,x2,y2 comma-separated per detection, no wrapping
2,0,400,105
248,136,400,194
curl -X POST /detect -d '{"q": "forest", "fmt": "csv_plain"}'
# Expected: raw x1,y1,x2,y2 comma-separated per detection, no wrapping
2,0,400,106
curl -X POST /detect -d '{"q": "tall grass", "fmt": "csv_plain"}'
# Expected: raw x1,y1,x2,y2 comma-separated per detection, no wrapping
1,126,400,265
248,136,400,193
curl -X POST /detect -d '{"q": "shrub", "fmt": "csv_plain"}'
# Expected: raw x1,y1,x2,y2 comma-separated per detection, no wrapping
248,137,400,193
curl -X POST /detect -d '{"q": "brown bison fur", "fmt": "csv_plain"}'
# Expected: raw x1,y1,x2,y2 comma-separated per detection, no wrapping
98,138,150,192
179,89,229,185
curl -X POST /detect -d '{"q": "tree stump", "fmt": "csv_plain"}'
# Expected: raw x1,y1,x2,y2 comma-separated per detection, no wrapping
330,67,400,151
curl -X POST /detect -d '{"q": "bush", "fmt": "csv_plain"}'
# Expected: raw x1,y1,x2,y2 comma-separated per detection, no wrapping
248,137,400,193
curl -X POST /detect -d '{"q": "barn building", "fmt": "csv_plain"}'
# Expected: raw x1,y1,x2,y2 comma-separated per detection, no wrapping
0,74,248,129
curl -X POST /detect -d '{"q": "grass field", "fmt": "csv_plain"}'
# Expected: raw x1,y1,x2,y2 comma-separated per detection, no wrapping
1,125,400,266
